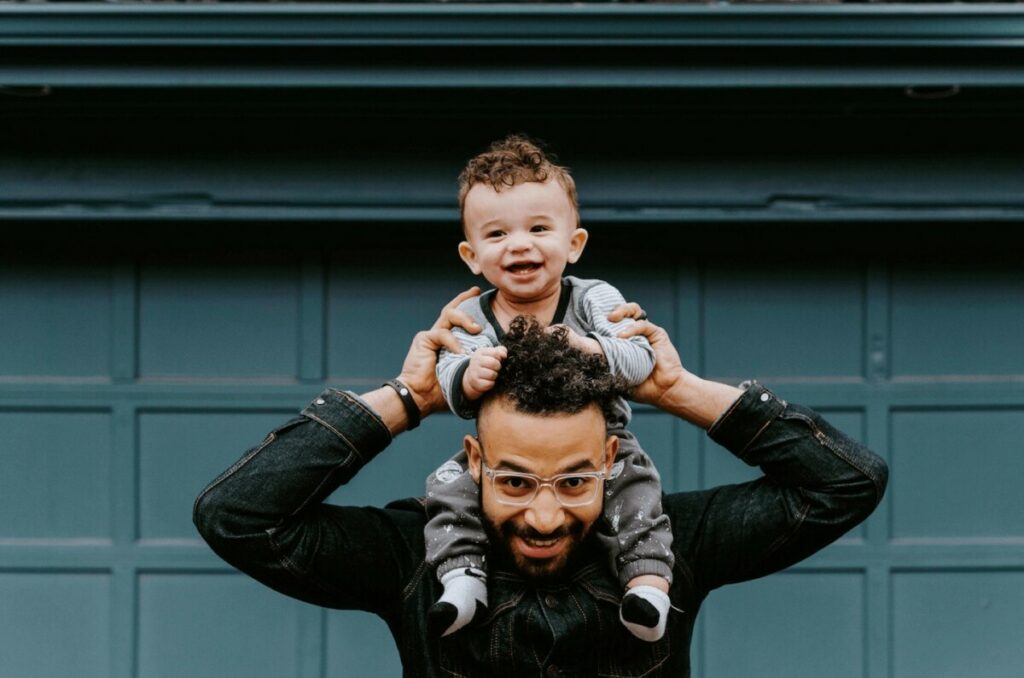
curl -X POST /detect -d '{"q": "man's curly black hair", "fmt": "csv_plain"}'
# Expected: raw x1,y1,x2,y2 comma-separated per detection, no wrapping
485,315,629,422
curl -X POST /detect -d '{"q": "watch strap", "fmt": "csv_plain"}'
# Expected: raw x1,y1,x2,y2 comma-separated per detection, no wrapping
383,378,421,430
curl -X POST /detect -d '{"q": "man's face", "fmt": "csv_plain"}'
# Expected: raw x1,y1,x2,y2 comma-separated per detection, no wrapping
466,397,617,579
458,179,587,304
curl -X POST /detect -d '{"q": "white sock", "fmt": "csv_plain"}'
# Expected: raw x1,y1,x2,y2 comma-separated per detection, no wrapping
433,568,488,637
620,585,671,642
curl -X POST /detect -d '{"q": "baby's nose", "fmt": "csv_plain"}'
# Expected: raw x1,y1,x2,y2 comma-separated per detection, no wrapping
506,232,533,250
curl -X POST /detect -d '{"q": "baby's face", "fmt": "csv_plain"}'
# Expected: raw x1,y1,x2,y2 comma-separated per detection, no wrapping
459,179,588,304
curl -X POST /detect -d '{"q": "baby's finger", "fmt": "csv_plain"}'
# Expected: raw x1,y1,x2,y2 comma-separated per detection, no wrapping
477,367,500,382
477,346,507,361
475,356,503,372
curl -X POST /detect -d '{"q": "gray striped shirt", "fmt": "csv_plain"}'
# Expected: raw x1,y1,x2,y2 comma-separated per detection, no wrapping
436,276,655,424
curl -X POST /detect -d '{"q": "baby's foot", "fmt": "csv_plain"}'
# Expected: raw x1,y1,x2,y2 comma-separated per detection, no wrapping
620,585,670,642
428,567,488,637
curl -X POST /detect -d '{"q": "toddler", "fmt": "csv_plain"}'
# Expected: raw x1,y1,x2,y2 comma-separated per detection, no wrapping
425,135,674,642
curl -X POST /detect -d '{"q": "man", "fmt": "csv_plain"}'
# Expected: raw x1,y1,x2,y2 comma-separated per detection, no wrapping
194,289,888,677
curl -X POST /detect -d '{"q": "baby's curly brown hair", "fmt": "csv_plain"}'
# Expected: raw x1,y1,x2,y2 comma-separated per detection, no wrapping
457,134,580,229
486,315,627,422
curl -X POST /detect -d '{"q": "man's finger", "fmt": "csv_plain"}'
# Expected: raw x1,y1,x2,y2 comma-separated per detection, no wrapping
428,327,465,355
607,302,645,323
440,287,481,315
617,319,662,341
443,307,482,334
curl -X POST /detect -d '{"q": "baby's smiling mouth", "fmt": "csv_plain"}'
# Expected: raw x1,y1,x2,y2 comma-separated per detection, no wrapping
506,262,542,274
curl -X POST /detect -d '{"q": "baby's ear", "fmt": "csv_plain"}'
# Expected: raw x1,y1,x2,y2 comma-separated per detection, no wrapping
567,228,589,264
458,241,482,275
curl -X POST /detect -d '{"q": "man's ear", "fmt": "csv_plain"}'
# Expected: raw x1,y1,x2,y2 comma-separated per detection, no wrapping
567,227,589,264
465,434,483,483
458,241,482,275
604,434,619,473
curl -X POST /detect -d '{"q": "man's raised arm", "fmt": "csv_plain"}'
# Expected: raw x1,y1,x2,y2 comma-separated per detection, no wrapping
619,319,889,593
192,288,481,617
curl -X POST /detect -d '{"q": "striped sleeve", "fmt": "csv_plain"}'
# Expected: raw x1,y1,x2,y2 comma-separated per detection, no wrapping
436,327,497,417
579,282,656,387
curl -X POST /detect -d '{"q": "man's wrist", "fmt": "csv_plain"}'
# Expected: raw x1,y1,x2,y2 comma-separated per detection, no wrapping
396,370,444,418
661,372,744,430
382,379,421,430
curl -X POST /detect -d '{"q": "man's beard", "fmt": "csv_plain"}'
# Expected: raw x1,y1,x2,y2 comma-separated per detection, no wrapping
483,515,593,583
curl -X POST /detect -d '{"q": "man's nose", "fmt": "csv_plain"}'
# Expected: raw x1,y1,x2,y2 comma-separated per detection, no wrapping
524,488,565,534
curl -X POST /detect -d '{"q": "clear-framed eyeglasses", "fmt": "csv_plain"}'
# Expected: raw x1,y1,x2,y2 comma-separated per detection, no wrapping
480,459,607,507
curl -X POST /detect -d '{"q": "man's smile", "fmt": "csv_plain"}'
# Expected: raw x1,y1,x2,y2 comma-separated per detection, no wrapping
513,534,568,559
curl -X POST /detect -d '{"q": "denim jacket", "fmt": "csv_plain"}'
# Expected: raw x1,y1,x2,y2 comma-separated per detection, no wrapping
193,382,887,678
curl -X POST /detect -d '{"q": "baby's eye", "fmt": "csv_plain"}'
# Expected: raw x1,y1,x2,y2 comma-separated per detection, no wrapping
530,224,549,233
486,230,505,239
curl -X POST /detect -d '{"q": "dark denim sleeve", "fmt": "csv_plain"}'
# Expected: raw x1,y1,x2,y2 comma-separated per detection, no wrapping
669,382,888,594
192,388,421,620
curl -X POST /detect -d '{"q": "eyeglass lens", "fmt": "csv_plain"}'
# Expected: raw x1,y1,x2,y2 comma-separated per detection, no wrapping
491,473,599,506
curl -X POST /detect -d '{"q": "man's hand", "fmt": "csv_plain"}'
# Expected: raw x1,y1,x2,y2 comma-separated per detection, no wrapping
462,346,508,401
397,287,482,417
617,313,743,429
616,318,689,409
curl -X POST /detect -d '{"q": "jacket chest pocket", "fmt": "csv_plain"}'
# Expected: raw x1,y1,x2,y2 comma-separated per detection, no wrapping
596,633,672,678
437,599,524,677
590,594,673,678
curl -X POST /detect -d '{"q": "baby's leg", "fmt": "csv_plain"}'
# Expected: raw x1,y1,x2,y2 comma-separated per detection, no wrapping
424,451,489,636
599,431,674,642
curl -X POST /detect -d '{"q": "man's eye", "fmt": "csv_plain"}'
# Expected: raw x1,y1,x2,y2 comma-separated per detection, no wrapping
497,475,533,493
558,476,589,491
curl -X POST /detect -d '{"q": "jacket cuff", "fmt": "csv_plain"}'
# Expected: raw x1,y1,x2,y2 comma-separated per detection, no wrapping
707,381,787,460
301,388,393,465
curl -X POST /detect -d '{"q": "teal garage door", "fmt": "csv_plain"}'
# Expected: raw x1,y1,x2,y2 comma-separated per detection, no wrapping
4,5,1024,677
3,230,1022,677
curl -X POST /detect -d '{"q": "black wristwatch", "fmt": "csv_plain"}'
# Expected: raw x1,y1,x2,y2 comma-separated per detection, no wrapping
383,378,421,430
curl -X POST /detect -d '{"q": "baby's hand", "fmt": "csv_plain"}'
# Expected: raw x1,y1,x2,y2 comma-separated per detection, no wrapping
548,324,604,355
462,346,508,401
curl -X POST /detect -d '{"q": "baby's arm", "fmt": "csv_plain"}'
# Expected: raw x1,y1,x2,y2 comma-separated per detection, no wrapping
437,327,500,418
580,282,656,386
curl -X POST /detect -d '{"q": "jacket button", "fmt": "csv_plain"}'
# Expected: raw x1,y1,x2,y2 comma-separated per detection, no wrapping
544,594,558,609
760,392,770,402
315,398,325,405
546,665,560,678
